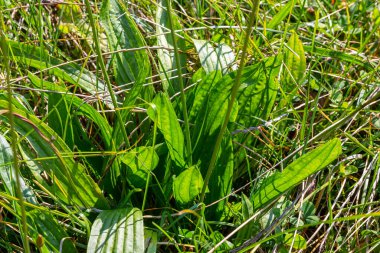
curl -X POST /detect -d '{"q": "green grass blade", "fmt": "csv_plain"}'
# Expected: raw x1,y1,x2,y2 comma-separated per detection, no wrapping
0,105,109,209
28,73,113,149
267,1,294,31
303,45,373,70
252,138,342,211
87,208,144,253
6,41,112,108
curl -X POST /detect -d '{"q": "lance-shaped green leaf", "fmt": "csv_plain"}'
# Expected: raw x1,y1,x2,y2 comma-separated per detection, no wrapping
252,138,342,210
87,208,144,253
147,93,186,168
121,146,159,188
5,41,112,108
267,1,294,30
173,166,204,205
0,134,37,204
28,210,77,253
100,0,151,86
193,39,236,74
284,30,306,91
0,103,109,209
236,56,281,129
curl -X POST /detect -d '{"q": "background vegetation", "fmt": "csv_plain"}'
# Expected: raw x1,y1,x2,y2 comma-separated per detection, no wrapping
0,0,379,252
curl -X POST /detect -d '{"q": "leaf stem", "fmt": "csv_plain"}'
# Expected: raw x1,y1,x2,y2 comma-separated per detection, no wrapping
200,0,260,202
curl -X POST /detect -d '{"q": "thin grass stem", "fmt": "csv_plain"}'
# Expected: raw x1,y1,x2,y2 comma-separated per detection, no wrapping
199,0,260,202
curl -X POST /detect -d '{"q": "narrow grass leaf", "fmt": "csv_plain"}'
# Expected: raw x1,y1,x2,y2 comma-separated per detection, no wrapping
147,93,186,168
6,41,112,108
28,73,113,149
303,45,373,70
173,166,204,205
87,208,144,253
0,105,109,209
267,1,294,30
252,138,342,210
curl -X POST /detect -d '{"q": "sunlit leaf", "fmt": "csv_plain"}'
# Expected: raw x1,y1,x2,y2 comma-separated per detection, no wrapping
173,166,204,205
284,233,307,250
87,208,144,253
121,146,159,188
156,0,187,93
0,104,109,209
147,93,186,168
284,30,306,91
252,139,342,210
6,41,112,108
193,39,236,74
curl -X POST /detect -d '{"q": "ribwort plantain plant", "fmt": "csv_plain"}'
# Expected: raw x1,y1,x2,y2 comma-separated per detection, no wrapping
0,0,379,252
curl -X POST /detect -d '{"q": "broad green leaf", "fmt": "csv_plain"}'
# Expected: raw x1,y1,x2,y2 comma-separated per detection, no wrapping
147,93,186,168
6,41,112,108
100,0,151,85
28,210,77,253
121,146,159,188
0,104,109,209
193,57,281,168
188,70,222,122
205,134,234,218
236,193,258,241
156,0,187,93
0,134,37,204
193,39,236,74
144,229,157,253
236,56,281,129
284,30,306,91
284,233,307,250
87,208,144,253
173,166,204,205
252,138,342,210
